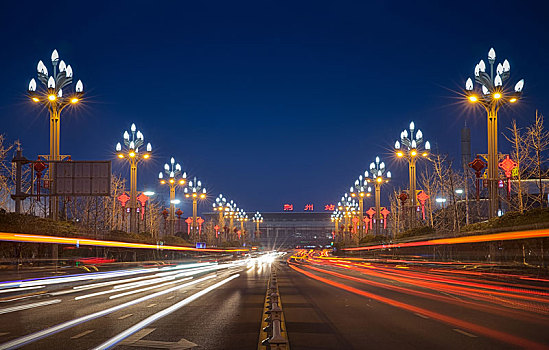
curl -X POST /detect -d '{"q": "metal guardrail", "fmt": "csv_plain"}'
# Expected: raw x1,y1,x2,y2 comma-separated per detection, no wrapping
259,264,289,350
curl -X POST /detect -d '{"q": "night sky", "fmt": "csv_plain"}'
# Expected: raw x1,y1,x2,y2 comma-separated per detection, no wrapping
1,1,548,214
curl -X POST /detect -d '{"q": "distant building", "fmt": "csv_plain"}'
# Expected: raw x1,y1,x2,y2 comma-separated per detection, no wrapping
204,211,333,248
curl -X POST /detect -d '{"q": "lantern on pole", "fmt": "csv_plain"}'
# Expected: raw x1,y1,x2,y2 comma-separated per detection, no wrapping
469,156,486,201
498,155,517,199
416,190,429,221
380,207,390,229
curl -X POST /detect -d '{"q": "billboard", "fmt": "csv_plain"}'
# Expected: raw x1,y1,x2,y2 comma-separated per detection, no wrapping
54,161,111,196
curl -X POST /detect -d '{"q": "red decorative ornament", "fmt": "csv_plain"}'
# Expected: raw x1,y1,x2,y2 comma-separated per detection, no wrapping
416,190,429,220
468,156,486,201
214,225,220,238
33,162,47,200
498,155,517,199
197,217,204,236
185,217,193,234
380,207,390,229
398,192,408,208
137,193,149,220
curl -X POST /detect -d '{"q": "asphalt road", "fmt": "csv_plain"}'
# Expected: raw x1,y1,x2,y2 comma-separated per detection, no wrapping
282,251,549,349
1,251,548,350
0,257,271,350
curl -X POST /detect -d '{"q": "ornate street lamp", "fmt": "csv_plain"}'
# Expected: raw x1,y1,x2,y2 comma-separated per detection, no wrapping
337,193,359,243
252,211,263,240
350,174,372,239
212,194,228,234
331,209,343,242
158,157,187,236
395,121,430,228
115,123,152,233
368,156,391,235
28,49,84,220
184,176,206,239
464,48,524,218
236,209,249,240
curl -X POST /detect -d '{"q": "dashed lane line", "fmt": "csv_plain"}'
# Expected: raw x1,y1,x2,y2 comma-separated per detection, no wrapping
453,329,478,338
70,330,95,339
118,314,133,320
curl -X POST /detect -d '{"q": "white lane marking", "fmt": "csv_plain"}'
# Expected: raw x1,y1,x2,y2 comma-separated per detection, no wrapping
0,286,45,294
109,278,192,300
146,304,156,308
70,330,95,339
166,296,175,300
117,314,133,320
0,299,61,315
92,274,240,350
0,275,217,350
414,313,429,319
453,329,478,338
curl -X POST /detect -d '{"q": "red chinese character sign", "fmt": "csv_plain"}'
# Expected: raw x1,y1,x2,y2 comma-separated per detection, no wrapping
468,156,486,201
416,190,429,220
304,204,314,211
324,204,335,211
283,204,293,211
498,155,517,199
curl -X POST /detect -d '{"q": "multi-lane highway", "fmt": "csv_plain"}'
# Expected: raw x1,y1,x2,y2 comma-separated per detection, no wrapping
1,250,548,349
283,250,549,349
0,256,276,349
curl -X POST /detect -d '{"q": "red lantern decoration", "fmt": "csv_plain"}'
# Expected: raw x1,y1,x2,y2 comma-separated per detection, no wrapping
498,155,518,199
416,190,429,220
380,207,390,229
33,162,47,200
469,156,486,201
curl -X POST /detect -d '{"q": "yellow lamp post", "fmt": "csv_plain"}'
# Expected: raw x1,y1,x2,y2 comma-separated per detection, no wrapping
368,156,391,235
184,177,206,240
158,157,187,236
464,48,523,218
236,209,249,241
331,209,343,242
252,211,263,240
338,193,359,244
116,124,152,233
350,176,372,239
212,194,228,233
28,49,84,220
395,121,430,228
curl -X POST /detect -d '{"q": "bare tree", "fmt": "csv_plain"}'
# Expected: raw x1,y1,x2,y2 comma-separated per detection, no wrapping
526,111,549,207
504,120,530,213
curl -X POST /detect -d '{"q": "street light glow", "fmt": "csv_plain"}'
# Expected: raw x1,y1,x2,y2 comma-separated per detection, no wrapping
48,94,56,101
468,95,478,102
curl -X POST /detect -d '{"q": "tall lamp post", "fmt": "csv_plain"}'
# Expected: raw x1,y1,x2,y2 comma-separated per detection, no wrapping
331,209,343,242
212,194,228,235
253,211,263,240
368,156,391,235
116,123,152,233
395,121,430,228
28,49,84,220
158,157,187,236
350,175,372,239
236,209,248,241
464,48,524,218
184,177,206,239
338,193,358,243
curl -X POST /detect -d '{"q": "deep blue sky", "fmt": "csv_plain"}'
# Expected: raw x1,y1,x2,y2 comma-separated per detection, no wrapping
1,1,548,214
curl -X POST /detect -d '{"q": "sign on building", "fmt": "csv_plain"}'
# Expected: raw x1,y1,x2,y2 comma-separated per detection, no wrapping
54,161,111,196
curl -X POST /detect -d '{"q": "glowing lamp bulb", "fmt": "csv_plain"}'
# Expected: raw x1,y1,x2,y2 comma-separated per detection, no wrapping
468,95,478,102
48,94,56,101
493,92,502,99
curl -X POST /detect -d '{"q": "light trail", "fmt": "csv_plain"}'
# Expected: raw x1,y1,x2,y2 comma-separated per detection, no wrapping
0,275,218,350
109,277,193,299
289,264,547,349
92,274,241,350
343,228,549,251
0,232,248,253
0,299,61,315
